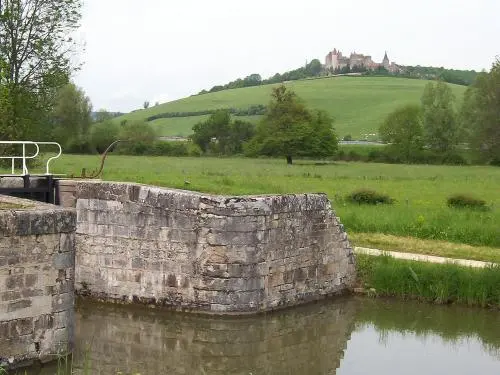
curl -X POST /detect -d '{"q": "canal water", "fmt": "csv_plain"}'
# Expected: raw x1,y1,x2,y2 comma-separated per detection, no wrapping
30,297,500,375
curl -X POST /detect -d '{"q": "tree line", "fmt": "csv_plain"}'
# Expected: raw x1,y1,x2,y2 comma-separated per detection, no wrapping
198,59,323,95
145,105,267,122
379,58,500,166
198,59,477,97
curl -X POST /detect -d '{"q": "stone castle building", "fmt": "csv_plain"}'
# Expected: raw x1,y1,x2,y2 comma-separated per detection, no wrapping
325,48,400,73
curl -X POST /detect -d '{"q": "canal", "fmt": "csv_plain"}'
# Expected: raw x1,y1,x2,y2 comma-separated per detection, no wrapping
28,297,500,374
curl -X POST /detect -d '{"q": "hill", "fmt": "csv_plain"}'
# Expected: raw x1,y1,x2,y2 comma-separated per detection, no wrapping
114,77,467,140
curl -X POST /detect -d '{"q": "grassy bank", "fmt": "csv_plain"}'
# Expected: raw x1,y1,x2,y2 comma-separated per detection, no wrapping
350,233,500,263
114,77,467,139
356,254,500,308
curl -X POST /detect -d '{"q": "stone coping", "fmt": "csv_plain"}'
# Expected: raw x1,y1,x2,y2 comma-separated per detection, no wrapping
0,194,75,236
60,178,328,200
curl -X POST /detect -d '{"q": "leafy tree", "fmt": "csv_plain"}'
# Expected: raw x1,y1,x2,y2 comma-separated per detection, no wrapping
143,101,150,109
0,0,82,141
190,110,254,155
461,58,500,163
94,109,115,123
421,81,459,153
117,120,157,155
227,119,255,154
191,110,230,153
246,85,338,164
90,120,120,154
379,105,423,162
50,83,92,150
306,59,322,76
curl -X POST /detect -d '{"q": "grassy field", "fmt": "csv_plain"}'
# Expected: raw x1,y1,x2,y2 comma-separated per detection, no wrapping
40,155,500,250
115,77,467,139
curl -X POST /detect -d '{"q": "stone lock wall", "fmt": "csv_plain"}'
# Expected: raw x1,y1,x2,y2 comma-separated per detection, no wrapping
62,180,355,314
0,195,76,369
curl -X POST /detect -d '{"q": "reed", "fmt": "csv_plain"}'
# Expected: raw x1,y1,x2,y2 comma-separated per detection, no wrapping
356,254,500,308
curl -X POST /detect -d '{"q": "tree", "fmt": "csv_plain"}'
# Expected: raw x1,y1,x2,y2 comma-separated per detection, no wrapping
227,119,255,155
306,59,322,76
50,83,92,150
117,120,157,155
143,101,150,109
246,85,338,164
90,120,120,154
461,58,500,163
0,0,82,141
421,81,459,153
190,110,254,155
379,105,423,162
94,109,115,123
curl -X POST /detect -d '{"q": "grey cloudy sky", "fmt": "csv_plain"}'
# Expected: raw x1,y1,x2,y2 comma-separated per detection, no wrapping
73,0,499,112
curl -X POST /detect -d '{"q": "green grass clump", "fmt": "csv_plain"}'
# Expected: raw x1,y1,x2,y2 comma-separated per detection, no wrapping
356,254,500,308
114,77,467,139
347,188,394,205
447,194,488,210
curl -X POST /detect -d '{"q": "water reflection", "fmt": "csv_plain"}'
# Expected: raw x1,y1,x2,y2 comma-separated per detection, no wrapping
27,297,500,375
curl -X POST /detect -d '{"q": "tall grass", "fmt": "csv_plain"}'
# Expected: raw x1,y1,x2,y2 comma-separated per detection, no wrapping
356,254,500,308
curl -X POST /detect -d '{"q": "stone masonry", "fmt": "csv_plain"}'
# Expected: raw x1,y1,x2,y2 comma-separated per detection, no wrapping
0,195,76,370
60,180,356,314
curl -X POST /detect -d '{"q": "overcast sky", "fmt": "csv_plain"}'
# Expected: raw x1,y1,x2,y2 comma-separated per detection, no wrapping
73,0,500,113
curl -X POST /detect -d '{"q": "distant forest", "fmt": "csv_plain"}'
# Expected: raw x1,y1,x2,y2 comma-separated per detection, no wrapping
197,59,478,95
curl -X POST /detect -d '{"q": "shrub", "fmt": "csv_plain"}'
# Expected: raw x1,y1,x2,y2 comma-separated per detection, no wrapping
347,189,394,205
90,121,120,154
440,152,468,165
447,194,488,210
342,134,353,141
116,120,157,155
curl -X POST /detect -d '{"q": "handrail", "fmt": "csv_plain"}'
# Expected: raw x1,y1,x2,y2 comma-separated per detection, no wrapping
36,142,62,175
0,141,62,176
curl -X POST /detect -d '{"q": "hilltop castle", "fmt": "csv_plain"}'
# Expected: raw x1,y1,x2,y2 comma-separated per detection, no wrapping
325,48,400,73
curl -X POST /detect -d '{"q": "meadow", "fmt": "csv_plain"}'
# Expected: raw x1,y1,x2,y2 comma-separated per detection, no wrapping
115,76,467,139
43,155,500,255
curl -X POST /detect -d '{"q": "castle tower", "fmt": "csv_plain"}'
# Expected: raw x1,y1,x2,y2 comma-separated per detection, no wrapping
382,51,390,69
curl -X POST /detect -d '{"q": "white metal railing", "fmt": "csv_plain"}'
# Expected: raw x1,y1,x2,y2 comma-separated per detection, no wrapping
0,141,62,175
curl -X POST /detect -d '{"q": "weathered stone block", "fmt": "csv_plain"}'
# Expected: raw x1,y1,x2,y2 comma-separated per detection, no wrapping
70,181,355,315
0,196,76,370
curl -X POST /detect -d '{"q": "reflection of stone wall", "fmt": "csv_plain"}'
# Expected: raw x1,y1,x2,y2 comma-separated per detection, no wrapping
62,180,355,314
73,298,357,374
0,195,76,370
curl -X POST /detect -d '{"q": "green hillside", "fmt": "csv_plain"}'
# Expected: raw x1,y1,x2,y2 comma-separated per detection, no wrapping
115,77,467,139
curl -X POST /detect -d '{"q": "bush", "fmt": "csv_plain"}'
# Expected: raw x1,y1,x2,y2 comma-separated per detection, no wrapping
347,189,394,205
447,194,488,210
90,121,120,154
440,152,468,165
116,120,157,155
